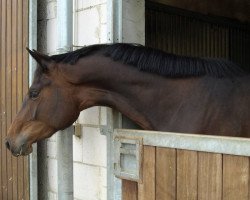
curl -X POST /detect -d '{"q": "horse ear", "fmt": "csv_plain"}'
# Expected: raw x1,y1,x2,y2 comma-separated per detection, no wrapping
26,48,52,72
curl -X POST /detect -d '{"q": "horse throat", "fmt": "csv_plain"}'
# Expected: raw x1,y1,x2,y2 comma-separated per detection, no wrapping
76,86,155,130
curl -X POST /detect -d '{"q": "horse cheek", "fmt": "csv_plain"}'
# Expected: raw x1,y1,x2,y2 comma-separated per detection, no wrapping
53,99,79,129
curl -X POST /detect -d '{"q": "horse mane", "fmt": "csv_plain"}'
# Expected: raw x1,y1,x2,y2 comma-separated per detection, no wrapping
49,43,246,78
50,44,107,64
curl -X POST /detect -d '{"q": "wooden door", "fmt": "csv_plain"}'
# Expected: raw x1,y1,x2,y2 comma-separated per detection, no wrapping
122,146,250,200
0,0,29,199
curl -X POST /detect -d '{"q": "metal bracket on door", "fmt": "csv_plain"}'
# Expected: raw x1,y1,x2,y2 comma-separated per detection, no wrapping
73,122,82,138
114,136,143,183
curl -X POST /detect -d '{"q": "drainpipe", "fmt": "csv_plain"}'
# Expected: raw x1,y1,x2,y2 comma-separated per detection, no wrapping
107,1,123,200
29,0,38,199
56,1,73,200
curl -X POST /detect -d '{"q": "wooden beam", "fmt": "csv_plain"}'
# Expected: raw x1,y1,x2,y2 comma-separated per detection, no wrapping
138,146,156,200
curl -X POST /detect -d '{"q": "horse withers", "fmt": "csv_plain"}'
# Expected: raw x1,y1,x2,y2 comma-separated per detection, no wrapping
6,43,250,156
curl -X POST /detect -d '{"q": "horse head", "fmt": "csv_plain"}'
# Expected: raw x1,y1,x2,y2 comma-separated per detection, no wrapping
6,49,80,156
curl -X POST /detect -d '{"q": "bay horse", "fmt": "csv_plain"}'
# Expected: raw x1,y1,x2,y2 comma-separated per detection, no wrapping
6,43,250,156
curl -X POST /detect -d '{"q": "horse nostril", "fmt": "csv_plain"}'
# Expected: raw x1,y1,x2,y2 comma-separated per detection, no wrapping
5,139,10,150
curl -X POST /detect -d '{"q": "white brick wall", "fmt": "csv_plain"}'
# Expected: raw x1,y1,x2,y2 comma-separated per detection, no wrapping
81,127,107,167
74,163,102,200
78,107,100,126
122,0,145,44
48,191,57,200
37,0,108,199
73,0,108,199
76,0,107,10
74,1,107,45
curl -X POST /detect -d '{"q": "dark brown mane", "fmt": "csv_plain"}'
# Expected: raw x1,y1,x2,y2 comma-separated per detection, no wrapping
50,44,107,64
49,43,246,78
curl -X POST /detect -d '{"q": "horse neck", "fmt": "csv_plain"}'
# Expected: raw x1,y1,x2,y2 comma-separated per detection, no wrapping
68,55,199,130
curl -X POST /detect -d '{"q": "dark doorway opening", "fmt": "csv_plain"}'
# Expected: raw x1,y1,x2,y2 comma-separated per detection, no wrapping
146,1,250,72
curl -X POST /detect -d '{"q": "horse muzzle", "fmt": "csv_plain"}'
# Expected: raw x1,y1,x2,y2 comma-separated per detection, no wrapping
5,137,32,157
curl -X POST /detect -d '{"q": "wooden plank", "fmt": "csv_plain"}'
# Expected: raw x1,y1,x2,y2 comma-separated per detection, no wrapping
138,146,155,200
0,0,3,197
17,0,23,108
22,0,29,95
177,149,198,200
17,0,24,197
1,0,8,198
6,0,14,199
11,0,18,199
0,0,2,197
198,152,222,200
122,180,138,200
0,0,29,199
22,0,30,198
222,155,249,200
156,147,176,200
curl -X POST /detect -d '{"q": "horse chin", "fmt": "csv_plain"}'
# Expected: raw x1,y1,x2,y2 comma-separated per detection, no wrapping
22,145,33,156
12,144,33,157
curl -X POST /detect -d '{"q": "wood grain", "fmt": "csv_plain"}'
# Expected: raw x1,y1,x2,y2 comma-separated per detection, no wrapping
1,0,8,199
0,0,29,199
156,147,176,200
177,149,198,200
223,155,249,200
0,0,2,195
17,0,25,198
138,146,156,200
22,0,30,198
7,0,13,198
11,0,18,199
122,180,138,200
198,152,222,200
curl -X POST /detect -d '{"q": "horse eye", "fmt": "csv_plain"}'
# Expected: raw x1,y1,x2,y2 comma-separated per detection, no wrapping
29,90,39,99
